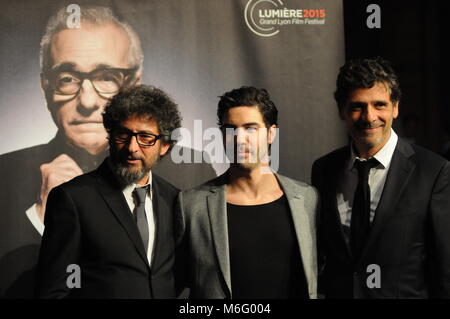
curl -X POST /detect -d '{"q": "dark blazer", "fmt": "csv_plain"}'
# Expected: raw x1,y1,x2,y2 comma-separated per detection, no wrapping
35,159,179,299
0,132,215,298
312,138,450,298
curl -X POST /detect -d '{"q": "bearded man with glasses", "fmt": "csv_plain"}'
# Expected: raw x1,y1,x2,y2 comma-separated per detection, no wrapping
36,85,182,299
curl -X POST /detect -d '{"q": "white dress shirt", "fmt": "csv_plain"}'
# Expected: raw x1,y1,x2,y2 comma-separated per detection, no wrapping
26,203,45,236
336,129,398,238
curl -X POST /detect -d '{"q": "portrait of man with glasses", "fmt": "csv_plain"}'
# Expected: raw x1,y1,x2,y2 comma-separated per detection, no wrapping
0,5,215,298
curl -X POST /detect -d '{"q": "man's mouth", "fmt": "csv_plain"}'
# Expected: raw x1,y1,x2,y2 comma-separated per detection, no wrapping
361,127,380,133
124,155,143,165
69,120,105,133
355,123,384,133
127,158,141,164
237,151,251,156
70,120,103,125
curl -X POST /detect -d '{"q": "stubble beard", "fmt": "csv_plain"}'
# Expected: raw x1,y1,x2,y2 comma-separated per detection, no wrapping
353,121,387,151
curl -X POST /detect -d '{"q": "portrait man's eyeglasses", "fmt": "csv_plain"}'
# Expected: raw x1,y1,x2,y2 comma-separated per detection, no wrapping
112,130,166,147
46,67,137,97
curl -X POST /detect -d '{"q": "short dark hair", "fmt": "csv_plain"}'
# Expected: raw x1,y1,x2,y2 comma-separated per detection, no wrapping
103,85,182,150
217,86,278,127
334,57,401,112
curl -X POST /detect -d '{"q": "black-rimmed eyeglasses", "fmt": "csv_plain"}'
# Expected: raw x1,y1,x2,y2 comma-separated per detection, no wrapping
112,130,166,147
46,67,137,97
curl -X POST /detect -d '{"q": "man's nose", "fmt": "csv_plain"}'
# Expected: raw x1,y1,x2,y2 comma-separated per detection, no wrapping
77,79,103,115
127,135,141,153
361,105,377,122
236,128,247,145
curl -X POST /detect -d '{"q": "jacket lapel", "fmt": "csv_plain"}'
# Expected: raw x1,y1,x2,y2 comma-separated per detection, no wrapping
359,139,416,263
276,174,317,299
96,160,149,267
329,148,353,258
206,181,232,297
149,177,170,271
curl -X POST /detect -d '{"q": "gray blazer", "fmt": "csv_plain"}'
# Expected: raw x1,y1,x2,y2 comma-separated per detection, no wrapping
175,171,318,299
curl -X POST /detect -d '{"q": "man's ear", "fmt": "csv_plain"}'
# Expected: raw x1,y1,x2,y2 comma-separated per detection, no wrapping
40,73,47,91
267,125,277,145
133,69,142,85
393,101,399,119
159,142,170,157
338,105,346,120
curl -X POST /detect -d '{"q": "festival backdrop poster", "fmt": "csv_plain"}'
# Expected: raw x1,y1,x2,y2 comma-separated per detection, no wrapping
0,0,344,297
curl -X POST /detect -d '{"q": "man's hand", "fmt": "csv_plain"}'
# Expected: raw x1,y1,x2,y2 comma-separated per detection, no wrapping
36,154,83,223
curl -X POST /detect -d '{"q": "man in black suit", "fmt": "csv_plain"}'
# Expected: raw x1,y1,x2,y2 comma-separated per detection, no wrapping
312,57,450,298
0,5,215,297
36,85,181,298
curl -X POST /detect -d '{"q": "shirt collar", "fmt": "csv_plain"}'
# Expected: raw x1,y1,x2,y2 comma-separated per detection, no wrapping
122,171,153,199
347,128,398,170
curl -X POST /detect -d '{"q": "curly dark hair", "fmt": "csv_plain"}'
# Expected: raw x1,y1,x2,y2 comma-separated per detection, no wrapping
334,57,401,112
217,86,278,127
103,85,182,151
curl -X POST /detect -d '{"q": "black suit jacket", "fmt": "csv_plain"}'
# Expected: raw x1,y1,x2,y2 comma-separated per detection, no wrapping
312,138,450,298
0,132,215,297
35,159,179,298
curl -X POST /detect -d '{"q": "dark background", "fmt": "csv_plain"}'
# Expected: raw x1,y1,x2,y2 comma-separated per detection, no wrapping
344,0,450,159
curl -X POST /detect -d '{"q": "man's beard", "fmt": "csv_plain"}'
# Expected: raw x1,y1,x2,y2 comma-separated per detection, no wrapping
109,148,160,186
113,162,150,186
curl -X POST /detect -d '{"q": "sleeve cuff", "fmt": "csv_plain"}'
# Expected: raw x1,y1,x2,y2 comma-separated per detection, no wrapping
26,203,45,236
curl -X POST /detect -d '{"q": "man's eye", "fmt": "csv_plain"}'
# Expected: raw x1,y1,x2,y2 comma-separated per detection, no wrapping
95,71,122,83
246,127,258,133
60,77,73,83
98,75,116,82
139,134,156,142
349,104,362,111
115,132,130,140
56,73,79,84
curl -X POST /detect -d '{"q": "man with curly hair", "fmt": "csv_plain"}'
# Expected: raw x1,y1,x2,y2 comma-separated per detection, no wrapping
36,85,182,298
312,57,450,298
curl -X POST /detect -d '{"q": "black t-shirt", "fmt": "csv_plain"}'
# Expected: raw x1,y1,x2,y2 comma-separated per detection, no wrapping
227,195,309,299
